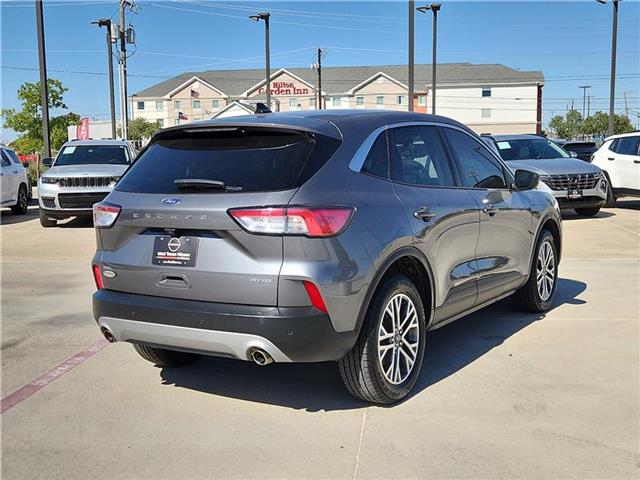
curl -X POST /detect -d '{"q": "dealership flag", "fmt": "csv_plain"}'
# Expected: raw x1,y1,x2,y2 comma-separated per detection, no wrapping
190,89,199,98
76,117,90,140
178,111,189,120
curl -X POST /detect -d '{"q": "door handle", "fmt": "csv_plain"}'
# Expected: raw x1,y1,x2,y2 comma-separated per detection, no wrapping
607,157,615,161
413,206,435,221
12,170,18,174
634,160,640,164
482,205,499,216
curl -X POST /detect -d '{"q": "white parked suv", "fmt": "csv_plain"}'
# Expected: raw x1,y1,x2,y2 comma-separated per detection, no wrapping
38,139,135,227
591,131,640,205
1,146,30,215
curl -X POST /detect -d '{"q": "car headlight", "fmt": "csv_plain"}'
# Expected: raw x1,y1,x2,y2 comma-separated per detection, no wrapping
40,177,58,184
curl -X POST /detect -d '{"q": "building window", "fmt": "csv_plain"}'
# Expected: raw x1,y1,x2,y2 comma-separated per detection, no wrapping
212,99,220,109
137,101,144,110
356,96,364,106
174,100,181,110
309,97,316,108
289,98,298,108
482,87,492,97
418,95,426,106
332,97,341,107
155,101,163,111
192,100,201,109
376,96,384,105
396,95,405,105
157,119,164,127
481,108,491,118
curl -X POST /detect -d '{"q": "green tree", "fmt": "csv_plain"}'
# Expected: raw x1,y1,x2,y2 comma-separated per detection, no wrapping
1,79,80,156
581,111,634,137
127,117,161,141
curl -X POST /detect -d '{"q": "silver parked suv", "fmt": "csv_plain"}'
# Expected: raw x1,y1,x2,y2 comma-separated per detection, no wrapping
92,111,562,404
38,139,135,227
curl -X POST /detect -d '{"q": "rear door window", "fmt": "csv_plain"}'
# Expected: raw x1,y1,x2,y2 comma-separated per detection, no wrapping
116,127,340,194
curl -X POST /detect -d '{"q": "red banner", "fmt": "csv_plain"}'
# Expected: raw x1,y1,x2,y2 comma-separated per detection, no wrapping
76,117,90,140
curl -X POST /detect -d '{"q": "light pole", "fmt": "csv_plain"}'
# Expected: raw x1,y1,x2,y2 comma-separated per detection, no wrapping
408,0,415,112
35,0,51,159
417,3,441,115
579,85,591,120
249,12,271,109
596,0,619,137
92,19,117,139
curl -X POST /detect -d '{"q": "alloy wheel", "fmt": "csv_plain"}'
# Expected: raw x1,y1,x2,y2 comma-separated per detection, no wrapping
377,293,420,385
536,241,555,302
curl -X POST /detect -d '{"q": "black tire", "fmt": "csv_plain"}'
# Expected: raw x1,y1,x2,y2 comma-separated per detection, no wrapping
604,175,617,208
574,207,601,217
513,230,558,313
338,275,427,405
11,184,28,215
39,209,57,228
132,344,199,367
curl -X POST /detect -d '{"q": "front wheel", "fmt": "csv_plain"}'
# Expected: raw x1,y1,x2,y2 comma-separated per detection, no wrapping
338,275,426,405
513,230,558,313
39,209,57,227
11,185,28,215
574,207,601,217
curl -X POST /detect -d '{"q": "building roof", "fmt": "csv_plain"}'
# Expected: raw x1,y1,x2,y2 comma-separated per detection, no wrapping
133,63,544,99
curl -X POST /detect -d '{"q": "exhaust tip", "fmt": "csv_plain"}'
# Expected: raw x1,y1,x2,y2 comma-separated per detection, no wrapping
100,327,116,343
250,348,273,366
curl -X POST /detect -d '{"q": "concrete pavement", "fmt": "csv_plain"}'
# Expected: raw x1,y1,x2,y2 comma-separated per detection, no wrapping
1,201,638,479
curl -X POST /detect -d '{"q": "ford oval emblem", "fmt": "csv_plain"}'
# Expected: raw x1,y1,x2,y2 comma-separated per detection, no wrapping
162,197,181,205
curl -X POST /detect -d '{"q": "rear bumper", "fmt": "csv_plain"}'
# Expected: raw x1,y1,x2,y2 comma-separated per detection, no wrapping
93,289,358,363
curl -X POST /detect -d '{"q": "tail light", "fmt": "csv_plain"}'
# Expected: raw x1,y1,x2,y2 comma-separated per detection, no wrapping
229,206,354,237
303,281,328,313
93,203,121,228
92,264,103,290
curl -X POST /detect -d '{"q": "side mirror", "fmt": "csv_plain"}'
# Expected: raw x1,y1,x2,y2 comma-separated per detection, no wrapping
569,150,578,158
514,169,539,190
22,161,30,168
42,157,52,167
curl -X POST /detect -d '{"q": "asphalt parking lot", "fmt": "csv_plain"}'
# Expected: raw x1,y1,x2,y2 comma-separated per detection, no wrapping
1,201,639,479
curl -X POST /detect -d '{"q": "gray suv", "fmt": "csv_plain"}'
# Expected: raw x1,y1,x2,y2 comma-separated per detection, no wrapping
92,111,562,404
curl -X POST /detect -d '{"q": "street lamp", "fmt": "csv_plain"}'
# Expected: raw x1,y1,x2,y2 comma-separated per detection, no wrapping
91,18,116,139
579,85,591,120
596,0,619,137
417,3,441,115
249,12,271,110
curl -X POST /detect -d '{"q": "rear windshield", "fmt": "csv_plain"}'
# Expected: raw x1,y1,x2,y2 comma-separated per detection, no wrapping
116,127,340,194
55,145,130,166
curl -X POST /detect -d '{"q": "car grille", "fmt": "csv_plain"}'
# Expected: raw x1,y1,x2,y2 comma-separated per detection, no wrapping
58,192,108,209
57,176,118,188
541,172,601,191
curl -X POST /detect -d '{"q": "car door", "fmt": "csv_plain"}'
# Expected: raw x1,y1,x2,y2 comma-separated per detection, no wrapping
0,149,17,205
387,124,480,324
609,136,640,191
440,126,535,306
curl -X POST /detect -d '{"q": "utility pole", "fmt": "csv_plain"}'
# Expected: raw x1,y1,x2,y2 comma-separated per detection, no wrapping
417,3,441,115
92,19,116,138
597,0,620,137
315,48,324,110
623,91,629,117
587,95,591,117
249,12,271,109
35,0,51,159
408,0,414,112
579,85,591,119
119,0,129,139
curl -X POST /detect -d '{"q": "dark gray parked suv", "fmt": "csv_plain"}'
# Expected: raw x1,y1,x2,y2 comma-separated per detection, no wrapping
92,110,562,404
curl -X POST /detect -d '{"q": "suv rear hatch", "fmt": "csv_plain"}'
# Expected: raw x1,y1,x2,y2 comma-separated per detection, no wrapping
96,124,341,306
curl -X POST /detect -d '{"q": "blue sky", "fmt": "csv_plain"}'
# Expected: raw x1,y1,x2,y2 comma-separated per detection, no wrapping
1,0,639,142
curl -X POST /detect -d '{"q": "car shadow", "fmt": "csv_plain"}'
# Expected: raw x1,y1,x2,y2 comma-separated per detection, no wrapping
0,202,39,226
561,209,615,220
159,278,586,411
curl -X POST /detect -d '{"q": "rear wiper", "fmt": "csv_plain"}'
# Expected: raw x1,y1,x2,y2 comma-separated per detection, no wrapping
174,178,243,192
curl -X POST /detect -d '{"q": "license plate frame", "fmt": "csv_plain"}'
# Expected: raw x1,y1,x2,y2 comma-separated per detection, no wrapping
152,236,198,267
567,189,583,200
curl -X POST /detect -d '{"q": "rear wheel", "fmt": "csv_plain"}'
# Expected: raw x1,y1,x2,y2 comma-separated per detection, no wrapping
338,275,426,405
574,207,600,217
11,185,28,215
133,344,199,368
39,209,57,227
513,230,558,313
